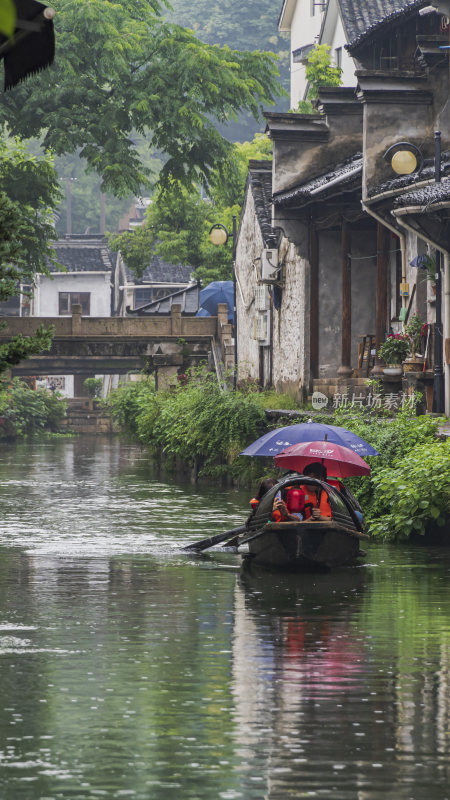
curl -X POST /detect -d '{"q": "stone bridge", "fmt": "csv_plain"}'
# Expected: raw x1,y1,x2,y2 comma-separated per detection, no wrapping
0,304,234,390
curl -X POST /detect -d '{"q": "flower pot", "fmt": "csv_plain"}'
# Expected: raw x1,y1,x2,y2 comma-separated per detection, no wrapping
383,365,403,376
431,283,436,296
403,356,424,372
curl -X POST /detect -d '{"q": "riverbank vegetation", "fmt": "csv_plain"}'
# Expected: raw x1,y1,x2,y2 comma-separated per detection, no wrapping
106,373,449,541
0,379,67,439
0,140,60,373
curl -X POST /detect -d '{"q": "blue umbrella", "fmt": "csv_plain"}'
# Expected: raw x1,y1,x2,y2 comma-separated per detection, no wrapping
240,422,379,458
198,281,234,322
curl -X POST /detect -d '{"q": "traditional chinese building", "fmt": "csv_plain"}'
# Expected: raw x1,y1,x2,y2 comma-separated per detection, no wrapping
235,0,450,416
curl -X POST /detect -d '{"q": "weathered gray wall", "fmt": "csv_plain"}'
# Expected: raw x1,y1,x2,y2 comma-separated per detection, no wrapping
236,187,310,398
318,226,377,377
235,188,266,384
272,237,308,399
318,231,342,377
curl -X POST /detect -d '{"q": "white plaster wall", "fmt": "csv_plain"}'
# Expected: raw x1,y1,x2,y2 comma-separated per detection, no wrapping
271,238,308,397
36,375,74,397
35,273,111,316
328,14,355,86
289,0,325,108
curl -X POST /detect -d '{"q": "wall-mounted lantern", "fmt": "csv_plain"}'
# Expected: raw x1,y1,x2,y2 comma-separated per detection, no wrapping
383,142,423,175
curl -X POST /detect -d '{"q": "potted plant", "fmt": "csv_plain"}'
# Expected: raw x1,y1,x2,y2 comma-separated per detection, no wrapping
404,313,424,370
378,334,411,375
83,377,103,409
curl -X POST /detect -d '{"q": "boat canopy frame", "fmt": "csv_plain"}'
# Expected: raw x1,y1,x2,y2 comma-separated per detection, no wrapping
251,475,363,533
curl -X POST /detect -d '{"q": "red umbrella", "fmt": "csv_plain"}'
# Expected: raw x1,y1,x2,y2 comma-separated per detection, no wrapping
275,440,370,478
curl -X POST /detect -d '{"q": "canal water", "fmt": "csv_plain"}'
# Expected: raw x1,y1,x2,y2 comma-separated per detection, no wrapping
0,436,449,800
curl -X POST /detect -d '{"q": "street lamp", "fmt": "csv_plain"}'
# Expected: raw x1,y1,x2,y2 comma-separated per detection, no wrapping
383,142,423,175
208,217,238,389
208,224,229,247
432,131,445,413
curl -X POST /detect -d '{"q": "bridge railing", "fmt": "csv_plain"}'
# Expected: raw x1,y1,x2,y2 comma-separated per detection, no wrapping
0,304,218,338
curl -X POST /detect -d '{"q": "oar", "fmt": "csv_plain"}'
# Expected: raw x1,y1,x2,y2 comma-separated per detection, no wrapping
183,524,248,552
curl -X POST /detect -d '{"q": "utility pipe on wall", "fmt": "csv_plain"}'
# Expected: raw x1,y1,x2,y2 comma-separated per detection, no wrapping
361,198,408,310
393,211,448,413
444,253,450,417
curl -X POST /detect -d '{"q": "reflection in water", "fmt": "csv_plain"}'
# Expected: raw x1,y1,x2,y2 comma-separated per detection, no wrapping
0,437,449,799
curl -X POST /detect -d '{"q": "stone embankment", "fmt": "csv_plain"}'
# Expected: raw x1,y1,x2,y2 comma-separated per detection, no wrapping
61,398,113,434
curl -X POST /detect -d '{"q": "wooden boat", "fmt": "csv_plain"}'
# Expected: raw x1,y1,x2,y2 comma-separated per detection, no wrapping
238,475,368,571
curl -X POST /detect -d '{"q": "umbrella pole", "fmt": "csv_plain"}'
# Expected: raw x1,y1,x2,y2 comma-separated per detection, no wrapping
322,433,327,468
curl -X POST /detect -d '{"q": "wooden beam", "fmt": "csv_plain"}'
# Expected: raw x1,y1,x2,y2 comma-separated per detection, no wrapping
338,220,352,376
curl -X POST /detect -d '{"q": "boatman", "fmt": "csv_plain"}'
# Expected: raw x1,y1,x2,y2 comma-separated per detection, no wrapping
301,463,332,520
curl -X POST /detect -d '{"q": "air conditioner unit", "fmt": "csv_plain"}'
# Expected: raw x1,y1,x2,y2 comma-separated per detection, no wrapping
261,248,279,282
256,311,270,346
255,284,270,311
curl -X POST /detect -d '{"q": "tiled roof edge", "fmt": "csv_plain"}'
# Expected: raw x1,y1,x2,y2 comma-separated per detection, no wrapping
345,0,428,51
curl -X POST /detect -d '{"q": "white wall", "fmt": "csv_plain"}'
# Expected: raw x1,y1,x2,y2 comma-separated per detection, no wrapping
281,0,325,109
34,273,111,317
36,375,74,397
327,14,355,87
281,0,355,109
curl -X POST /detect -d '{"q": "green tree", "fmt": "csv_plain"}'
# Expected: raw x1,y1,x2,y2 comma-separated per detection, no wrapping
0,138,60,373
110,133,272,283
169,0,289,140
0,0,282,197
296,44,342,114
0,0,15,37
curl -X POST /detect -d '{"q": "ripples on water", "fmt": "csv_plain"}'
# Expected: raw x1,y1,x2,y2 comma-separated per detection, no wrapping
0,437,449,800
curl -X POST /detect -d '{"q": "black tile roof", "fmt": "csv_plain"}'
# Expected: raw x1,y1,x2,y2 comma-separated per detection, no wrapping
128,282,200,316
248,160,278,246
393,179,450,208
339,0,428,50
125,254,193,285
272,153,363,208
367,152,450,198
50,236,113,273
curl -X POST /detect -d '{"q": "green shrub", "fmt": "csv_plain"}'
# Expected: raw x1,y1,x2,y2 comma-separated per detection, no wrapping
0,378,67,438
331,404,442,524
106,377,156,437
83,377,103,398
258,390,299,410
107,368,266,476
369,440,450,539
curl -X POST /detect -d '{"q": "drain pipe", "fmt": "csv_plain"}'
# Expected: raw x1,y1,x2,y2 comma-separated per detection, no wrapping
444,253,450,417
361,198,408,314
393,211,448,414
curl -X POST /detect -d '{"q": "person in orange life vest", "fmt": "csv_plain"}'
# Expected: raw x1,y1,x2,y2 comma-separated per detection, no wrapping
327,476,364,527
272,486,305,522
249,478,278,512
301,463,332,520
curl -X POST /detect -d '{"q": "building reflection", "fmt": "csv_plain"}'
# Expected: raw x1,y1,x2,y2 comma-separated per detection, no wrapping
231,562,450,798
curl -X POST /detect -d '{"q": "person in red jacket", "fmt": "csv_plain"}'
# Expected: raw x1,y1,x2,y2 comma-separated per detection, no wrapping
302,463,332,520
272,485,305,522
